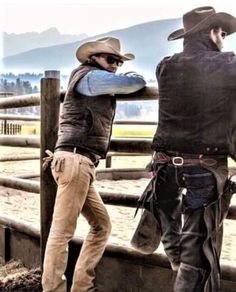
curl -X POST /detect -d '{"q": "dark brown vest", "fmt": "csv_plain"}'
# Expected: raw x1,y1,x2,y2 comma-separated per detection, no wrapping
55,65,116,158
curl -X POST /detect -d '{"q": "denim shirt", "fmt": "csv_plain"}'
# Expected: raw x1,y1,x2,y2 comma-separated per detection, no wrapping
76,69,146,96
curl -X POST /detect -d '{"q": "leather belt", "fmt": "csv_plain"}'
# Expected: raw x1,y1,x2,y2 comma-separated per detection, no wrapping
154,152,218,167
55,146,98,164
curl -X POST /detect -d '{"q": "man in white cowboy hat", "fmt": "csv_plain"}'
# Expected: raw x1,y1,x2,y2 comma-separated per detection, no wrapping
42,36,146,292
150,6,236,292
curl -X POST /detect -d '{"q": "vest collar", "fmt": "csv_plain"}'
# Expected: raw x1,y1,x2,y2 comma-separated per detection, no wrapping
183,37,220,53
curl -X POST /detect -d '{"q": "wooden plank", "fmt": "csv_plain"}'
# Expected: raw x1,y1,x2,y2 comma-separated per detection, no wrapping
40,76,60,267
0,175,40,193
0,114,40,121
0,226,10,262
0,94,40,109
109,138,152,153
0,154,39,162
0,135,40,147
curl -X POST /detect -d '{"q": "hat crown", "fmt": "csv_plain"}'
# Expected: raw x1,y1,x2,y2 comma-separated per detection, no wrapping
183,6,216,32
168,6,236,41
96,37,121,53
76,36,134,63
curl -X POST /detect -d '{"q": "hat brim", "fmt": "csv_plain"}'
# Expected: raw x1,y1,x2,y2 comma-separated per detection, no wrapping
168,12,236,41
76,41,134,63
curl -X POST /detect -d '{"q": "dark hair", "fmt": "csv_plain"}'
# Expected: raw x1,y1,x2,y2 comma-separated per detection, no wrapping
184,30,209,41
184,25,222,42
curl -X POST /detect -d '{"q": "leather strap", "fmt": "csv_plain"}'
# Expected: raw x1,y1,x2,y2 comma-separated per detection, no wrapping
55,146,98,164
154,152,218,167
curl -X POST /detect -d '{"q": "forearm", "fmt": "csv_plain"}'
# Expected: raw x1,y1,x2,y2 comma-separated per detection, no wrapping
76,70,146,96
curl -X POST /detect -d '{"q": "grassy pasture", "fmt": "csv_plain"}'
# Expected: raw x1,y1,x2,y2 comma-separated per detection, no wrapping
19,123,157,137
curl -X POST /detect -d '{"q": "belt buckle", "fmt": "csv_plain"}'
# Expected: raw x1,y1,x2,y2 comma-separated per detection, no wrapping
172,156,184,166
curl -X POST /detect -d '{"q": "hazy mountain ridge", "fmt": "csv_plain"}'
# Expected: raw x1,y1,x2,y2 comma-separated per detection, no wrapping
2,18,183,78
3,27,88,57
2,18,236,79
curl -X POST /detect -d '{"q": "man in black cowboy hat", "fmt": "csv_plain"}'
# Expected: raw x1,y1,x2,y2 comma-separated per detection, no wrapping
151,6,236,292
42,36,146,292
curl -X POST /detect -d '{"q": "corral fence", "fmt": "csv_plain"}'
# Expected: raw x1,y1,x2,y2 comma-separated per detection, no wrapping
0,71,236,291
0,92,21,135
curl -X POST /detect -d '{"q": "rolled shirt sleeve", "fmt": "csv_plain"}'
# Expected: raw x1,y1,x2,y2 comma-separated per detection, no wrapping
76,69,146,96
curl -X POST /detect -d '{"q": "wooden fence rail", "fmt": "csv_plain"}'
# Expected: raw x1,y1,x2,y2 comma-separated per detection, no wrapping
0,122,21,135
0,87,158,110
0,114,40,121
0,154,39,162
0,93,40,109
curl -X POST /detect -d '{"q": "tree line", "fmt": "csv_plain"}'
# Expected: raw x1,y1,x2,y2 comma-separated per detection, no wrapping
0,78,39,95
0,73,41,115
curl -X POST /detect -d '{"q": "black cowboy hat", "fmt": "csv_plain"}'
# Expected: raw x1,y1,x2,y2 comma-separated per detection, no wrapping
168,6,236,41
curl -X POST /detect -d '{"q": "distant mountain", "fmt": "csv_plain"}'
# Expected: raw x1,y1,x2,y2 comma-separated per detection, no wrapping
2,19,236,80
2,19,182,79
2,27,88,57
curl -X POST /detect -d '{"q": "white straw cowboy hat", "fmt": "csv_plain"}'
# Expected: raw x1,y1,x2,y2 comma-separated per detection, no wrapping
76,36,135,63
168,6,236,41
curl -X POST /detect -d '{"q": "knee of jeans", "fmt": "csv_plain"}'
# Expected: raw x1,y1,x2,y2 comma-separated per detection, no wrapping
48,226,74,241
174,263,207,292
103,216,112,235
97,216,112,237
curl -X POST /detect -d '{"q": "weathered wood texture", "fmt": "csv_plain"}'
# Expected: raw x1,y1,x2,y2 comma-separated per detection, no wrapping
40,77,60,266
0,94,40,109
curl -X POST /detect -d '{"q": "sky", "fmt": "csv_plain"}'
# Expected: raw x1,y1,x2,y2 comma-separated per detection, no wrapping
1,0,236,36
0,0,236,66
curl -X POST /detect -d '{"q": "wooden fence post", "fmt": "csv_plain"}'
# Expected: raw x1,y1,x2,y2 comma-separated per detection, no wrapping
3,119,7,134
40,70,60,269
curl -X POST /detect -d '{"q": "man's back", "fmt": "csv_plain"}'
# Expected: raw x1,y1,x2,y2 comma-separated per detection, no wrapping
152,38,236,158
149,6,236,292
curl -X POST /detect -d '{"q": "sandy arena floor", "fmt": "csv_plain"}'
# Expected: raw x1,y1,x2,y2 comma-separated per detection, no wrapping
0,147,236,291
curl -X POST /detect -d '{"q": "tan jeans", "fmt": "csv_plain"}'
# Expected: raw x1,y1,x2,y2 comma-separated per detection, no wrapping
42,151,111,292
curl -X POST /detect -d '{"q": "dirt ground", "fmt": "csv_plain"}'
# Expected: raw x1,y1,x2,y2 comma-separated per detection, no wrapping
0,147,236,290
0,258,41,292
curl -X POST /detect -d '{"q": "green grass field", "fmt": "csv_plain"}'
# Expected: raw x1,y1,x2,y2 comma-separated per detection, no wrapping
112,124,156,137
20,123,157,137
